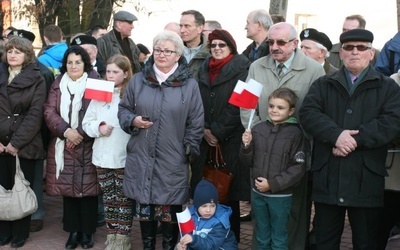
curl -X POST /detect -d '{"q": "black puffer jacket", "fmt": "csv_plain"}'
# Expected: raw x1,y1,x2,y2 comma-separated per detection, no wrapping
0,62,46,159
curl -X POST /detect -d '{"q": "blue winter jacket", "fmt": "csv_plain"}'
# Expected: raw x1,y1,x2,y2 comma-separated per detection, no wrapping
38,42,68,76
187,204,237,250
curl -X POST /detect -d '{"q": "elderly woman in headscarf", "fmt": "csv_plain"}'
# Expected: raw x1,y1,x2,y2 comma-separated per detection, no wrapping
190,29,251,243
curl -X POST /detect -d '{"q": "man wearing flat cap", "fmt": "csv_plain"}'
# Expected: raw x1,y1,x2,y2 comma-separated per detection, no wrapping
300,29,400,249
71,34,106,78
300,28,338,74
328,14,380,69
97,10,141,74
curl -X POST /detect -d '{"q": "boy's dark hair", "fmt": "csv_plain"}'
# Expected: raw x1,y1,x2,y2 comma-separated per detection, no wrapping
44,24,63,43
268,87,298,109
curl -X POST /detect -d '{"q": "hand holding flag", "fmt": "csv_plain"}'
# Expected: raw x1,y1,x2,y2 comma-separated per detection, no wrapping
176,207,195,236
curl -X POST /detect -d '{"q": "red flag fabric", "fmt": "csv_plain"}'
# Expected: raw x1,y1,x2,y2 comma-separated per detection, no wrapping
84,78,115,103
228,79,263,109
176,207,195,235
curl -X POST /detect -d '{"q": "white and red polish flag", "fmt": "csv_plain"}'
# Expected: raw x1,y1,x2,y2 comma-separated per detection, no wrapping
84,78,115,103
228,79,263,109
176,207,195,236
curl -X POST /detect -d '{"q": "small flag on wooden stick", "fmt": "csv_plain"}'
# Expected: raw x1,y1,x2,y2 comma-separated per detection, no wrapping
228,79,263,109
176,207,195,236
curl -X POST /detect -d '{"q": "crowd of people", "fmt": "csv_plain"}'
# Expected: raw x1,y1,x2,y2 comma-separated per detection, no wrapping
0,7,400,250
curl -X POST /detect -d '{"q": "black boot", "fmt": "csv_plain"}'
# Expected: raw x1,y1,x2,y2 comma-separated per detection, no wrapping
65,232,81,249
161,222,179,250
140,221,158,250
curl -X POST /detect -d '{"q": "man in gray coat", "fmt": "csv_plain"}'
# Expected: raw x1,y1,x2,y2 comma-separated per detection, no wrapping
240,22,325,250
97,10,142,74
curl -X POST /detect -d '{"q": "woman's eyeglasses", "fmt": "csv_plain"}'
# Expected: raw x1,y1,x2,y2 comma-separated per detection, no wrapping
341,44,371,52
153,49,176,56
266,38,295,46
210,43,227,49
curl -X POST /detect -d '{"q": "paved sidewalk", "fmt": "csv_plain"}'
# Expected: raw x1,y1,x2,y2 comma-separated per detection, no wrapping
0,194,399,249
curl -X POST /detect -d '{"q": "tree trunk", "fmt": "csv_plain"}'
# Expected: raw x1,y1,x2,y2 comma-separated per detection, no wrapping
81,0,96,32
269,0,288,19
34,0,63,47
68,0,80,36
397,0,400,30
89,0,115,28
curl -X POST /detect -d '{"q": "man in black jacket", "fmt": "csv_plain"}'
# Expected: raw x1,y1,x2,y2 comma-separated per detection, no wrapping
300,29,400,249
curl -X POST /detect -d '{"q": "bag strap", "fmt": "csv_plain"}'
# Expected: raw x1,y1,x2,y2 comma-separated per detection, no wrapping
389,50,395,75
15,154,25,179
215,144,226,167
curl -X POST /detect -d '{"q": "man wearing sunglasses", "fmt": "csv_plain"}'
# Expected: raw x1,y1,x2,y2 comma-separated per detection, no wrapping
240,22,325,250
328,14,380,69
300,29,400,250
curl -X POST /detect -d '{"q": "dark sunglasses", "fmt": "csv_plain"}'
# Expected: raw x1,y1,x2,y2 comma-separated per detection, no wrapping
210,43,227,49
267,38,295,46
341,44,371,52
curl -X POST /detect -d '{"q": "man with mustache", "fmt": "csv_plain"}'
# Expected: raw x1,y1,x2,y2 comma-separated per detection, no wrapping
240,22,325,250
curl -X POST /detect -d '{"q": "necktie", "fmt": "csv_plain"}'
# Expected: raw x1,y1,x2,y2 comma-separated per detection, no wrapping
277,63,284,79
351,75,358,84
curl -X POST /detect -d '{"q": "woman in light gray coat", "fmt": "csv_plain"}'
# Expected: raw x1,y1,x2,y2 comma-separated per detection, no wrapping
118,30,204,250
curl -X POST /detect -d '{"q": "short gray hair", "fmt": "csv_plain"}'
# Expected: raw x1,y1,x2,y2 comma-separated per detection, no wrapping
315,42,330,58
250,9,273,30
153,30,184,55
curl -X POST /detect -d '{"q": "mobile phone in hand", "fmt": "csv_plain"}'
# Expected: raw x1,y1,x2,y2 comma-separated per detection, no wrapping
142,115,150,121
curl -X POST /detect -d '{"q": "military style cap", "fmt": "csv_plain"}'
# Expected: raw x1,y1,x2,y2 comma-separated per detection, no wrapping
113,11,138,22
300,28,332,51
70,35,97,46
340,29,374,43
10,29,36,42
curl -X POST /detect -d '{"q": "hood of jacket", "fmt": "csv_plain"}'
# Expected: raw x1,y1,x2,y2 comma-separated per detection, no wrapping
142,56,191,87
189,203,232,229
42,43,68,64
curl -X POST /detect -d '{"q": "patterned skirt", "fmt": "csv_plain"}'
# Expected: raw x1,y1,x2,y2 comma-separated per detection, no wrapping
135,203,182,222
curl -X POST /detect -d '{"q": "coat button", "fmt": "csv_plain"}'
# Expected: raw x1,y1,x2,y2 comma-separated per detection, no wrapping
210,92,215,98
346,109,352,114
210,108,214,114
339,198,344,203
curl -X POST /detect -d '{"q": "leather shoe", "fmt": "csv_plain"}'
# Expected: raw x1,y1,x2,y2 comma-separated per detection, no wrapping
81,233,94,249
30,219,43,232
11,237,26,248
0,235,12,246
65,232,81,249
240,212,252,222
